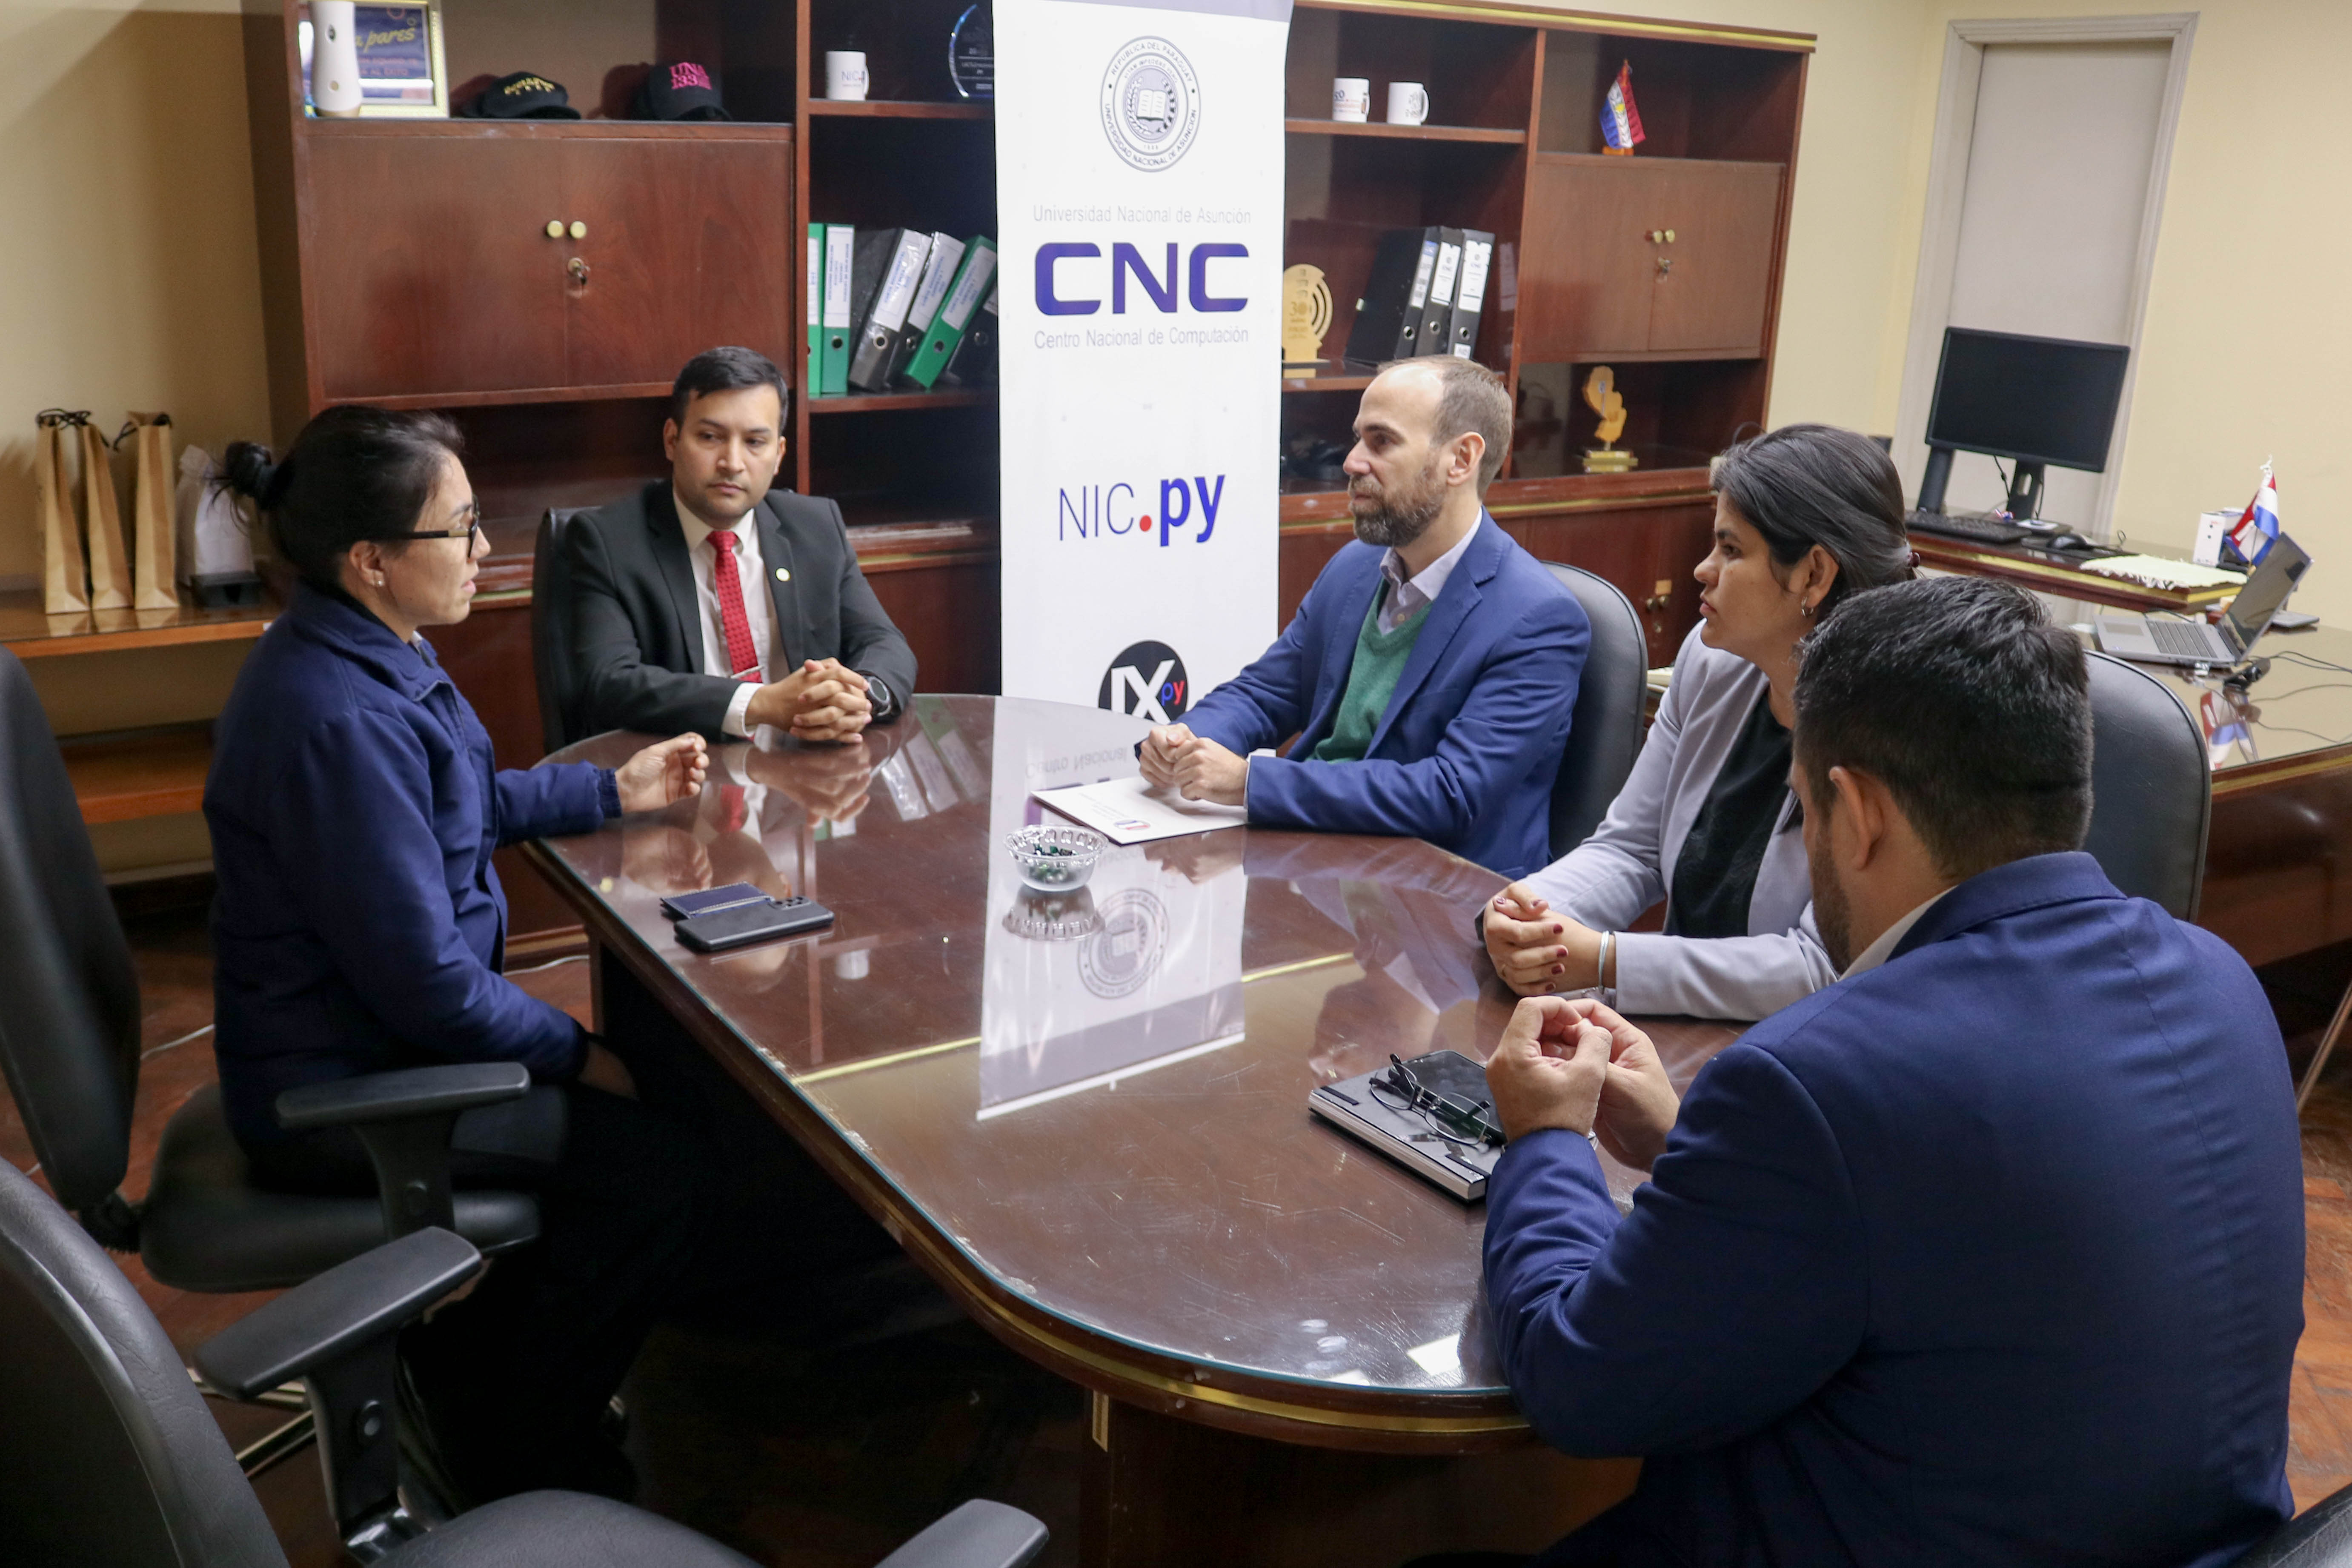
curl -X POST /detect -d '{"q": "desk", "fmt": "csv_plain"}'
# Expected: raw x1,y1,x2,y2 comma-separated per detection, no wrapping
527,696,1740,1567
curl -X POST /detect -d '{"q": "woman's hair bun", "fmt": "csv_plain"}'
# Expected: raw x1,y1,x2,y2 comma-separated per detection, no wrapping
220,440,283,506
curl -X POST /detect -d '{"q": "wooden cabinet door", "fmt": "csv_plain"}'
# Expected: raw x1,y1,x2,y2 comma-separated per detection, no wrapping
1644,162,1782,356
561,139,794,392
1500,500,1715,667
1517,157,1657,360
306,138,569,401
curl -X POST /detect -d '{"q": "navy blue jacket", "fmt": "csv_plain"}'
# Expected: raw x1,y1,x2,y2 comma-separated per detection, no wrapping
1485,853,2303,1568
1181,512,1586,879
206,585,619,1145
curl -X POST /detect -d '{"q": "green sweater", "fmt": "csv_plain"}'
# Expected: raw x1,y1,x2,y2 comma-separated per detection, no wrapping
1310,587,1432,764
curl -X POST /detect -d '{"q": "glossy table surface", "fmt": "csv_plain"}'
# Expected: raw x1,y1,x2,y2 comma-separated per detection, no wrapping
2164,624,2352,791
535,695,1738,1445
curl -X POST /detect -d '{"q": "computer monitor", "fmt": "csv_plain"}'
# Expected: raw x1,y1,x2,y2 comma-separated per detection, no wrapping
1917,327,2130,521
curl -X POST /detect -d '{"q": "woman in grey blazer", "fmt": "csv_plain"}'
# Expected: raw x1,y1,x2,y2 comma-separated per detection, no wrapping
1485,425,1914,1020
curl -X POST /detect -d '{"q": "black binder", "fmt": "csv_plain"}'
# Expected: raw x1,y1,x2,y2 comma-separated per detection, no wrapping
1417,228,1465,356
939,279,999,386
1342,227,1439,366
849,229,933,392
1445,229,1496,359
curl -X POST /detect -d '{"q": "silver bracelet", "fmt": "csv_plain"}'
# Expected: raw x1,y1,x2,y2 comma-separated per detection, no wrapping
1598,930,1616,992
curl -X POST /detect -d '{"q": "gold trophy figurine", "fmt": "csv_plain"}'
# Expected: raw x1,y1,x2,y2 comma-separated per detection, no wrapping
1282,264,1334,377
1581,366,1638,473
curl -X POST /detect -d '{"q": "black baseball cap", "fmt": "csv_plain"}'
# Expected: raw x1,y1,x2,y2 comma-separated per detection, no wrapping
634,60,730,121
459,71,582,119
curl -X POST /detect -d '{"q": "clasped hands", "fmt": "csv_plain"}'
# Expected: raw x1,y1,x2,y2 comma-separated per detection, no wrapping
1484,881,1608,996
1139,723,1249,807
1485,995,1680,1171
745,658,876,742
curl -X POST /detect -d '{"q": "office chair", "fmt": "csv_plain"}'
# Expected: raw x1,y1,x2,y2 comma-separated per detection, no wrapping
0,646,542,1455
2082,650,2210,920
2242,1488,2352,1566
1540,563,1648,859
532,507,592,754
0,1158,1049,1568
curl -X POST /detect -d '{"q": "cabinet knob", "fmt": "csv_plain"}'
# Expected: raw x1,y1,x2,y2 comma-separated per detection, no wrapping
568,257,590,284
545,220,564,239
569,220,588,240
1647,229,1662,243
1655,256,1674,278
1664,228,1677,243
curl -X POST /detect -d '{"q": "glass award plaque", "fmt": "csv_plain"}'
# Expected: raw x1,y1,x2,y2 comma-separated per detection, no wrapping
949,4,993,100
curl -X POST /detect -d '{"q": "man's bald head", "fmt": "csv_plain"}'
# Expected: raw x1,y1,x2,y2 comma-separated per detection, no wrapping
1372,356,1512,491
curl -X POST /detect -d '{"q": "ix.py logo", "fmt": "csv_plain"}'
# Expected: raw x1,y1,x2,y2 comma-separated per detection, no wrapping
1099,640,1189,721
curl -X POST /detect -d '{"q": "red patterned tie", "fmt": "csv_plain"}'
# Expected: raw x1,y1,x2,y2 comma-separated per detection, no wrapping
710,531,763,681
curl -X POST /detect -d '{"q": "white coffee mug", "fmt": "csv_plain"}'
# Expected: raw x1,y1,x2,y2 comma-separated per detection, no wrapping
1332,77,1371,123
825,51,870,101
1386,81,1429,126
312,0,363,117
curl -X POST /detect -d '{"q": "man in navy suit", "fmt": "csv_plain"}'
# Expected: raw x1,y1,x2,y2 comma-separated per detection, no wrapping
1478,577,2303,1567
1138,357,1588,879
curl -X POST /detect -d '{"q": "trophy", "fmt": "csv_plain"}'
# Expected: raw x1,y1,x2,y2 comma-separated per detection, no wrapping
1282,264,1334,377
948,3,993,100
1581,366,1638,473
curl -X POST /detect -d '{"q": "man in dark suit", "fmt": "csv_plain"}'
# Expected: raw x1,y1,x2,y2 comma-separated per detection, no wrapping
561,346,917,746
1140,357,1588,879
1477,577,2303,1567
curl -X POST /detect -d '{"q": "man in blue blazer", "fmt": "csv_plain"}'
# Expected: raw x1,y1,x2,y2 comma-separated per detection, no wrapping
1479,578,2303,1567
1139,358,1587,879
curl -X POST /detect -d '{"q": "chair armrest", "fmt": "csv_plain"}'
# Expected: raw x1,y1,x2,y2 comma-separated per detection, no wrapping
275,1062,531,1132
193,1227,481,1401
2236,1482,2352,1567
876,1500,1049,1568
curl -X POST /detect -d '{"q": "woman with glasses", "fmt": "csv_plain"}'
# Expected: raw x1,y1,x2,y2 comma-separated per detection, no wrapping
206,406,710,1506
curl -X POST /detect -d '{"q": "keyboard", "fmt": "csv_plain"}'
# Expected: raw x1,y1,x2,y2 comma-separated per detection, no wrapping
2146,619,2226,659
1905,509,2034,545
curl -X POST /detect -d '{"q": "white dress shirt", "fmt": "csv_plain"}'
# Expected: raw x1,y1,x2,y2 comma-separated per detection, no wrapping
1377,522,1477,632
1840,888,1951,979
674,489,777,740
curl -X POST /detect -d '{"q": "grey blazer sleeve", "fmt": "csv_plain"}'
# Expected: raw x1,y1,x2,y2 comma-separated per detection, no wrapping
563,511,738,741
821,502,918,715
1520,629,1839,1022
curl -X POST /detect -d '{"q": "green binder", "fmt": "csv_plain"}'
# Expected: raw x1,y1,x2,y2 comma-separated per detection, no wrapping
818,223,855,398
804,223,823,396
903,237,997,389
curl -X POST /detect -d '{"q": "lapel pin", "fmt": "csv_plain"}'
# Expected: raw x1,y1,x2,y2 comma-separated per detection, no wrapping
775,567,790,582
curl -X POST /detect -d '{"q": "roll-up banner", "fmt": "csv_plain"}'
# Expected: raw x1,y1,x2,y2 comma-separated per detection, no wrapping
996,0,1290,720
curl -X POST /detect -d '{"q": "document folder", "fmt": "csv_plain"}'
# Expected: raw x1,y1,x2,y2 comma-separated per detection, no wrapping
886,232,965,387
1417,228,1464,356
1445,229,1495,359
849,229,933,392
904,237,998,389
818,223,855,398
1342,227,1438,365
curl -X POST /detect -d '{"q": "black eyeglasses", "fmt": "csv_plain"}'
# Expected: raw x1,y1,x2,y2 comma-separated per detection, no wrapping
1369,1054,1503,1150
377,519,482,549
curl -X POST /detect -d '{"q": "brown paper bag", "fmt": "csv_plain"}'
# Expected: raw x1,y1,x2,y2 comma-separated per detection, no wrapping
124,412,180,610
79,420,133,610
34,409,89,615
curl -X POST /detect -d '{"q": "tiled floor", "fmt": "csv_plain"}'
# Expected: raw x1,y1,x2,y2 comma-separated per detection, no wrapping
7,898,2352,1562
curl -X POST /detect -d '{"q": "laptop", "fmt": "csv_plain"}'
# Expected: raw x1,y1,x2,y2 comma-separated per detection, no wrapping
2094,535,2310,669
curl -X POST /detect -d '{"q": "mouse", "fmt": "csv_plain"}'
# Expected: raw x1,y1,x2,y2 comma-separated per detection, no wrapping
2040,532,2089,552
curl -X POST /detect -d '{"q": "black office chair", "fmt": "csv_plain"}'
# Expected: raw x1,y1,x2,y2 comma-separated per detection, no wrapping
533,506,593,754
0,1157,1048,1568
2243,1489,2352,1566
0,647,539,1325
2082,650,2210,920
1540,563,1649,859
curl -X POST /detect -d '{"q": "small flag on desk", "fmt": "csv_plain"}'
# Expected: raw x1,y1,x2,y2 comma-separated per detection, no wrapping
2226,459,2281,566
1601,62,1645,154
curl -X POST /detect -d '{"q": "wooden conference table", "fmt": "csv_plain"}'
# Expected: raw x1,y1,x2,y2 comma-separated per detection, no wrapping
528,695,1739,1567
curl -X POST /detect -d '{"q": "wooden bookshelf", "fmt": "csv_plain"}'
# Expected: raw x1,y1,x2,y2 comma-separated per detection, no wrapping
0,589,275,661
61,726,215,826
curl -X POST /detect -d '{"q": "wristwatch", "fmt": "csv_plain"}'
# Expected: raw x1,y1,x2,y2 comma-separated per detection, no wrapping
862,674,896,719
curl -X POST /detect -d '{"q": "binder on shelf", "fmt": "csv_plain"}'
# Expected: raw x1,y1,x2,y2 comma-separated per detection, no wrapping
1342,227,1439,366
887,232,966,387
849,229,934,392
1417,228,1465,356
818,223,855,398
1446,230,1495,360
805,225,823,389
940,279,999,387
904,237,998,389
